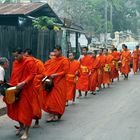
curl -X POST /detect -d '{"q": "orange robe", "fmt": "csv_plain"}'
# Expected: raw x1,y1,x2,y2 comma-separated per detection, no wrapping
76,55,92,91
32,58,45,119
121,50,131,74
66,60,80,101
5,57,36,126
97,55,106,88
110,51,120,79
138,49,140,69
89,57,100,92
108,53,115,80
102,55,113,85
42,56,69,116
133,50,139,73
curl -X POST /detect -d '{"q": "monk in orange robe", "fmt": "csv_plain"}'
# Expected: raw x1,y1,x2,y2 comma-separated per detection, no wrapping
24,49,45,128
5,48,36,140
42,46,69,122
110,48,120,81
109,49,115,82
66,53,80,105
89,51,100,95
97,49,106,90
102,49,113,88
132,46,139,74
138,47,140,71
76,47,92,97
121,44,131,79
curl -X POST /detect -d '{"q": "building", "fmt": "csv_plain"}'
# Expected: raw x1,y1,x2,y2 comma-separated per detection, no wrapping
0,3,62,26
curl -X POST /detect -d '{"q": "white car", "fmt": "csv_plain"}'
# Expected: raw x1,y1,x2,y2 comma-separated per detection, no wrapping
117,42,139,53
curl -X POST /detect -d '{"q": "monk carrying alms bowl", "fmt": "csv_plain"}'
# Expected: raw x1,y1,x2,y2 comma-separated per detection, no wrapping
42,76,54,93
5,86,21,104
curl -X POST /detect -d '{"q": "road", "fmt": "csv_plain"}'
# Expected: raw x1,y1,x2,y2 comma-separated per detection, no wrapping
0,72,140,140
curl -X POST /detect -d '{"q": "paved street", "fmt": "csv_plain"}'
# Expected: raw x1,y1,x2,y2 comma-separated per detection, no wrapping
0,72,140,140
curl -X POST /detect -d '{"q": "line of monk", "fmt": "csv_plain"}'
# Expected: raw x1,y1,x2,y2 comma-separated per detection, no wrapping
1,43,140,140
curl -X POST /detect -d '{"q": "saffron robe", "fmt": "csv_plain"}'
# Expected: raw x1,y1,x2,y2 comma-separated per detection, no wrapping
42,56,69,115
5,57,36,126
76,55,92,91
66,60,80,101
89,57,100,91
121,50,131,74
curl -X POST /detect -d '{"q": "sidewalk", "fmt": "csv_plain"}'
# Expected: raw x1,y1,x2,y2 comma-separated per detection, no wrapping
0,96,6,116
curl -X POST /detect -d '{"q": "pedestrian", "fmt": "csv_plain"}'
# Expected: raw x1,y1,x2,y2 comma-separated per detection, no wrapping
102,49,112,88
132,46,139,74
110,47,120,81
89,51,100,95
121,44,131,80
97,49,106,90
4,48,36,140
24,48,45,128
76,47,92,97
0,57,9,85
66,52,80,105
43,46,69,122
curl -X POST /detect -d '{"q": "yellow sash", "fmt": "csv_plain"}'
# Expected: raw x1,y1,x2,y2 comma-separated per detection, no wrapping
104,64,110,72
66,74,75,81
80,65,89,73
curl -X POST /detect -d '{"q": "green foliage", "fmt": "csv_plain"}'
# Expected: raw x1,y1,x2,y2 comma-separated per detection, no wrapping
32,16,57,30
53,0,139,35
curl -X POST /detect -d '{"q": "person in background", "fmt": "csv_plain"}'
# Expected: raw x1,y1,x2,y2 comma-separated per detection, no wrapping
102,49,113,88
121,44,131,80
97,49,106,90
0,57,9,85
110,47,120,81
76,47,92,97
132,45,139,74
66,52,80,105
89,51,100,95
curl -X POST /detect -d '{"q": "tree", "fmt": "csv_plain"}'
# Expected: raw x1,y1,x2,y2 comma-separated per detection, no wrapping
53,0,139,36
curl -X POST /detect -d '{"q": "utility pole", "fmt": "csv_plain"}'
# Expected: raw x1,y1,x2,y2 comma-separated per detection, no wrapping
110,3,113,25
105,0,108,45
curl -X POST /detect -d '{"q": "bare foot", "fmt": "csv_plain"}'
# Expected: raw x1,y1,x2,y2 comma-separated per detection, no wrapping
20,133,28,140
16,129,21,136
16,127,24,136
77,95,82,99
53,115,60,122
32,124,40,128
46,116,54,123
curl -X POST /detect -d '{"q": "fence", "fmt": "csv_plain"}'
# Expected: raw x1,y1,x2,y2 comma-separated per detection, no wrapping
0,26,63,79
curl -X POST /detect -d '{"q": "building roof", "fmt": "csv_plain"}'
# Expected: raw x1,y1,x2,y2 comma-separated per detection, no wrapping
0,3,45,15
0,3,62,24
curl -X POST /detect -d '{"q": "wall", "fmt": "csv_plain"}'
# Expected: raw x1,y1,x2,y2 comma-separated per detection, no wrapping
0,26,63,79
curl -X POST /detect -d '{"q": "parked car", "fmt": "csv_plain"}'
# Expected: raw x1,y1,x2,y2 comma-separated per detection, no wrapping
117,42,139,53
